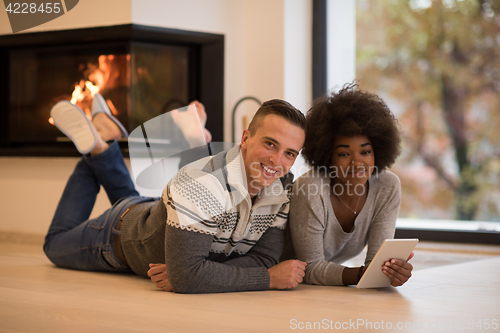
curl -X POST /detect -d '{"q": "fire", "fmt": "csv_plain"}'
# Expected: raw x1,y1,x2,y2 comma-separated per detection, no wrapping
106,99,119,116
69,54,116,118
50,54,126,126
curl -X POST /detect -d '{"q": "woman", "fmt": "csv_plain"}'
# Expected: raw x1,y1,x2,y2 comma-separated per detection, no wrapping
283,83,413,287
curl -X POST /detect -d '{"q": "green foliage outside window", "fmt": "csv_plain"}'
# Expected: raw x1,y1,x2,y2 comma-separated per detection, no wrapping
356,0,500,221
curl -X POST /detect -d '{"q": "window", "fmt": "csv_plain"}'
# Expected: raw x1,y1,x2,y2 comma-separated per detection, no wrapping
313,0,500,242
356,0,500,225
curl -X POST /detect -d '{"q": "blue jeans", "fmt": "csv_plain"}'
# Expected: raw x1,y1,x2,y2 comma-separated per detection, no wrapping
43,141,153,272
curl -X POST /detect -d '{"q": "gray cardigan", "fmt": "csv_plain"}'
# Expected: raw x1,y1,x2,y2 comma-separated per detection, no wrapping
283,169,401,286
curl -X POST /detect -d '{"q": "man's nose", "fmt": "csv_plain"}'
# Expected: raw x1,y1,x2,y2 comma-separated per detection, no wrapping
270,151,282,166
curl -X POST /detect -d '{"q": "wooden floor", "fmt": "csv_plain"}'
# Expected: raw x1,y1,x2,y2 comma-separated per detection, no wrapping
1,241,499,333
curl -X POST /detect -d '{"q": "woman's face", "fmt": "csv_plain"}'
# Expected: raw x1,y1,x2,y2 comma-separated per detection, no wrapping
330,135,376,188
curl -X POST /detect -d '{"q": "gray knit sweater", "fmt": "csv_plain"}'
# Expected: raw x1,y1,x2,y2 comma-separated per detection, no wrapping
282,169,401,286
120,145,292,293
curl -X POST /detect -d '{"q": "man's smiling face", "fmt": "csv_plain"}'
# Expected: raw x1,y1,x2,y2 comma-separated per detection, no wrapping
240,114,305,197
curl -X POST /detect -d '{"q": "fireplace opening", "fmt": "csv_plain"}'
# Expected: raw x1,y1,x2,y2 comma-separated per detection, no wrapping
0,24,224,156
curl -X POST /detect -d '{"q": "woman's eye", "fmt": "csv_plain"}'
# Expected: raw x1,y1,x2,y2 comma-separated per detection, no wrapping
339,153,349,157
362,150,372,155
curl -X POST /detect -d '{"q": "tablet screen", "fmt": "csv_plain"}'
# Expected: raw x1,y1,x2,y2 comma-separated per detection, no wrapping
357,238,418,288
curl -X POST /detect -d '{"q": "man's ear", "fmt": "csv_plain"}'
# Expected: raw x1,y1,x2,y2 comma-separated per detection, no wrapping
240,129,250,149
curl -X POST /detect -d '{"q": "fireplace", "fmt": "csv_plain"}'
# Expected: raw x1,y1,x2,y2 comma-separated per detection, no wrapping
0,24,224,156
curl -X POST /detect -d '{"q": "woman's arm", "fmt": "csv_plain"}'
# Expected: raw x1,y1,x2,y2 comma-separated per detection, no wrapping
289,178,347,286
364,172,413,286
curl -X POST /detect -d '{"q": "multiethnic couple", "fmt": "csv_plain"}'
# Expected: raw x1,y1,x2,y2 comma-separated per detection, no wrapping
44,83,412,293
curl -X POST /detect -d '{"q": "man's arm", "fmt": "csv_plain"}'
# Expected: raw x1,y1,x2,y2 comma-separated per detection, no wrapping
223,226,306,289
160,180,273,293
223,227,284,269
159,156,304,293
164,224,271,294
148,225,305,292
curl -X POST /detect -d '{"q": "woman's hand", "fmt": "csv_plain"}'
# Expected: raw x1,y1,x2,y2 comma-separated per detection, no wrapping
382,252,414,287
147,263,173,292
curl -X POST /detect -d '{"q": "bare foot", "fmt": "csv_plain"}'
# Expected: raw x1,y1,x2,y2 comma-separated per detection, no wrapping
93,113,122,142
203,128,212,143
189,100,211,143
190,100,207,127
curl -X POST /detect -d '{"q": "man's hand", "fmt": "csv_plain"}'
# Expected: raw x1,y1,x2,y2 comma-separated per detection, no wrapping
268,260,306,290
147,263,173,292
382,252,414,287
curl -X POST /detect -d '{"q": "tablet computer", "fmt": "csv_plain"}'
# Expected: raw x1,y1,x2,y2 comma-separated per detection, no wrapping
357,238,419,288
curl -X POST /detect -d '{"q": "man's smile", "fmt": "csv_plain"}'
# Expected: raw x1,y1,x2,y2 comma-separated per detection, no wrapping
261,163,279,176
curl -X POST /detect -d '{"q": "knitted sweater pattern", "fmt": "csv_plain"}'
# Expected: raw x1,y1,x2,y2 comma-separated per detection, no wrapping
163,144,290,256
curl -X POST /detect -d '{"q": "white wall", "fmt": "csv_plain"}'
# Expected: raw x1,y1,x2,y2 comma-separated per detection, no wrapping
284,0,312,114
132,0,288,142
284,0,312,179
0,0,312,237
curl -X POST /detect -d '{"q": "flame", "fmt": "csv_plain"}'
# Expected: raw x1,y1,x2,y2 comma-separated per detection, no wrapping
49,54,120,126
107,99,119,116
69,55,115,106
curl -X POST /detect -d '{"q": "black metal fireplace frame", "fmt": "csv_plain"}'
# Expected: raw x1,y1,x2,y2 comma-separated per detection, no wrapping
0,24,224,156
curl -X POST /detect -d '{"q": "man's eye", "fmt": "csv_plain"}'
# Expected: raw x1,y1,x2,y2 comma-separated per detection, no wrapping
266,141,275,147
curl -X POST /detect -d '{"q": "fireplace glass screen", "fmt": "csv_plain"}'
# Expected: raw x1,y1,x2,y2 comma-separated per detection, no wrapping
8,42,190,150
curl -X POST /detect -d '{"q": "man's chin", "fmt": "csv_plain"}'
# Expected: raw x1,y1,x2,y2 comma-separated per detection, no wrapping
261,175,281,187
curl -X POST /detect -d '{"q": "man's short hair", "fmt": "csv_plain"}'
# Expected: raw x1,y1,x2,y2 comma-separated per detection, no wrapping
247,99,306,136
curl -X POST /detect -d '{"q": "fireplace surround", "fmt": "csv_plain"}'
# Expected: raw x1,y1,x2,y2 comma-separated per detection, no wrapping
0,24,224,156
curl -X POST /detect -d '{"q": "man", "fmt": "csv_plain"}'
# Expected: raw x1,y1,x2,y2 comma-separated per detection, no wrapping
44,94,306,294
